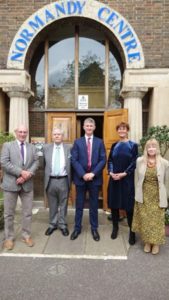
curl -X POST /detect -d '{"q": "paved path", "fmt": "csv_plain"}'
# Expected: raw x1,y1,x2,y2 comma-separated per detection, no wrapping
0,209,169,300
0,209,129,259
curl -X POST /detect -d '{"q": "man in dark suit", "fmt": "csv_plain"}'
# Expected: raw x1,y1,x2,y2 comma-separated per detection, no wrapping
43,128,71,237
0,125,39,250
70,118,106,241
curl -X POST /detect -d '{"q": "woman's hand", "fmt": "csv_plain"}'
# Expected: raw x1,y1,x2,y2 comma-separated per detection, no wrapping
110,172,127,180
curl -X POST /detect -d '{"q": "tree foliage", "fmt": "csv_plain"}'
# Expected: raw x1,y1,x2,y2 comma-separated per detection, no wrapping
140,125,169,157
0,132,15,144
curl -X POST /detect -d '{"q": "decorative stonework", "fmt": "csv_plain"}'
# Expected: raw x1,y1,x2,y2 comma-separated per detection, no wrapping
0,70,31,90
3,87,32,100
2,87,31,135
121,87,148,100
7,0,144,70
121,87,148,143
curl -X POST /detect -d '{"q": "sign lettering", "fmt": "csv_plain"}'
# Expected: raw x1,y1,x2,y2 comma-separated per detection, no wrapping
8,0,144,68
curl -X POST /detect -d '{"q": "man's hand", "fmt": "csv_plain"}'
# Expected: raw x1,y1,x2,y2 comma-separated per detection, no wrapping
21,170,32,180
83,173,95,181
16,176,25,185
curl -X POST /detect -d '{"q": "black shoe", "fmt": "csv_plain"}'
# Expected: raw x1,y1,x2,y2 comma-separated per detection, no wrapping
91,229,100,241
70,230,80,240
45,227,57,236
107,214,112,221
111,227,119,239
129,231,136,245
119,216,125,222
108,215,124,222
60,228,69,236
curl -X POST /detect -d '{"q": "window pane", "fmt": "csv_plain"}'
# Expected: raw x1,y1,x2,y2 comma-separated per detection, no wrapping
48,38,75,109
79,38,105,109
108,53,121,109
33,50,45,109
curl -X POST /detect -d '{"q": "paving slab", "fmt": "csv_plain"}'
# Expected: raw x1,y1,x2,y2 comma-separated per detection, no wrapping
0,209,129,259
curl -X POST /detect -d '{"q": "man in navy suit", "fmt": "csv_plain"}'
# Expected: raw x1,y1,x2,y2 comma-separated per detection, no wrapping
70,118,106,241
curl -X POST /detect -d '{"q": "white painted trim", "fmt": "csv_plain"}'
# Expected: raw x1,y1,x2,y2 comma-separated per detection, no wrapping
0,253,128,260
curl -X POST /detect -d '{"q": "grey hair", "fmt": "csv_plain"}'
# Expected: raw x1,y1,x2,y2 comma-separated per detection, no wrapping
83,118,96,126
52,127,64,136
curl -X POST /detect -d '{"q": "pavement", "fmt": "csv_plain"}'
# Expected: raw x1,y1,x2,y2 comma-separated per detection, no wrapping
0,208,169,300
0,208,130,258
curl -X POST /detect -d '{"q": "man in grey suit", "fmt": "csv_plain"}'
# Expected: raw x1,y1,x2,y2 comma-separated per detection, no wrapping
44,128,71,237
0,125,39,250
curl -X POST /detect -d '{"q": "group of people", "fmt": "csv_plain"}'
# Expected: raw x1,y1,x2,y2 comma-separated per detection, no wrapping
0,118,169,255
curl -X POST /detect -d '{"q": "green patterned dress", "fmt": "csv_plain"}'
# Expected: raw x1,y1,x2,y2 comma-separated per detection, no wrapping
132,166,165,245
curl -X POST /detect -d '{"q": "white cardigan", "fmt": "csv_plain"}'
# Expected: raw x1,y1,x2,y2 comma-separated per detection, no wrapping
135,156,169,208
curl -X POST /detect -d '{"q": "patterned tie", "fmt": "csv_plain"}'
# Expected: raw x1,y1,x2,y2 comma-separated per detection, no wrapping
20,142,24,164
54,146,60,175
87,137,91,171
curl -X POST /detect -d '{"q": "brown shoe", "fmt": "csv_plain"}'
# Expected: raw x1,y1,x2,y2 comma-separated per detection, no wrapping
3,240,14,250
22,237,34,247
152,244,159,255
144,243,151,253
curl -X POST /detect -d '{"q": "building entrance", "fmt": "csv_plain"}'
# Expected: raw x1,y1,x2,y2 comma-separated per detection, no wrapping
47,109,128,209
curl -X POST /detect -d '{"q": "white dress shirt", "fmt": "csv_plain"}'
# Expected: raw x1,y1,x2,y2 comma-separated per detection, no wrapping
51,143,67,176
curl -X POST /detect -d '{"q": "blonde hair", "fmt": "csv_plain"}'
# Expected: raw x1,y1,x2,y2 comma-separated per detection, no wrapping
143,138,161,162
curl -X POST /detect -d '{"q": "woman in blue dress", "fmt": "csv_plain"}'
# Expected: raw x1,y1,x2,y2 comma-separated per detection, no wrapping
107,122,138,245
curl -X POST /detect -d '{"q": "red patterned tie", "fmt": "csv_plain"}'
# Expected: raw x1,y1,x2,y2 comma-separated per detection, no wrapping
87,137,91,171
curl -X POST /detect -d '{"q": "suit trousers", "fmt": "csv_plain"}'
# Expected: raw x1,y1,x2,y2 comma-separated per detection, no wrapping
46,177,69,229
3,189,33,240
75,182,99,232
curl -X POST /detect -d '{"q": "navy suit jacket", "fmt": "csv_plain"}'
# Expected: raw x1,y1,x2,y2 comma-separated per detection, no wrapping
71,136,106,186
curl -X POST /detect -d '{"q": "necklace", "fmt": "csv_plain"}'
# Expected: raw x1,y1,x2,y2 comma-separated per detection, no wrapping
147,159,156,168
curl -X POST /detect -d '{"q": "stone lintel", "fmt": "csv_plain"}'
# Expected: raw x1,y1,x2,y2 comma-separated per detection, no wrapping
0,69,31,90
123,69,169,88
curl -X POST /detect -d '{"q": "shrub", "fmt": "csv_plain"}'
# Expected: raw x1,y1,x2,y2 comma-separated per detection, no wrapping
140,125,169,157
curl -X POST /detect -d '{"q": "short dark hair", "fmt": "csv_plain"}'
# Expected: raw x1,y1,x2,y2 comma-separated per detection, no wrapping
116,122,130,131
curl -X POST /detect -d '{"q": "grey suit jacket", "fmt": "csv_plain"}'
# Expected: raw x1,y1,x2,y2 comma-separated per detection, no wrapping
43,143,72,190
0,140,39,192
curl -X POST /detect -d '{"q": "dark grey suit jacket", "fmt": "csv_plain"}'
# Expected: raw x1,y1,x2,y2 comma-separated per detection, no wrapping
0,140,39,192
43,143,72,190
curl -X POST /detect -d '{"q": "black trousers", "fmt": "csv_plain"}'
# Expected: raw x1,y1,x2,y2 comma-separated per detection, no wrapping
111,209,134,229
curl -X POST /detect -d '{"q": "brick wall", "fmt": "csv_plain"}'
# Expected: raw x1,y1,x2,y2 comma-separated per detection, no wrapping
0,0,169,69
29,111,45,138
29,111,45,200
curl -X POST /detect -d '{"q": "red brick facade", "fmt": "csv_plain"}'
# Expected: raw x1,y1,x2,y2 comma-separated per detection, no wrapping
0,0,169,69
1,0,169,201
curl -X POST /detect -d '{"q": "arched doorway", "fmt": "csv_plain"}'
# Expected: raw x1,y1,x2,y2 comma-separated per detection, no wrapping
6,0,145,139
5,0,145,206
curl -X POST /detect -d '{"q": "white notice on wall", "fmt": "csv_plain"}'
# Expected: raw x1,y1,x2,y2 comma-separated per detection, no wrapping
78,95,88,109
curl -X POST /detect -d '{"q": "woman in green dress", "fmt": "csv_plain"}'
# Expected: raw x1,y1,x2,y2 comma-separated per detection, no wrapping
132,139,169,255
